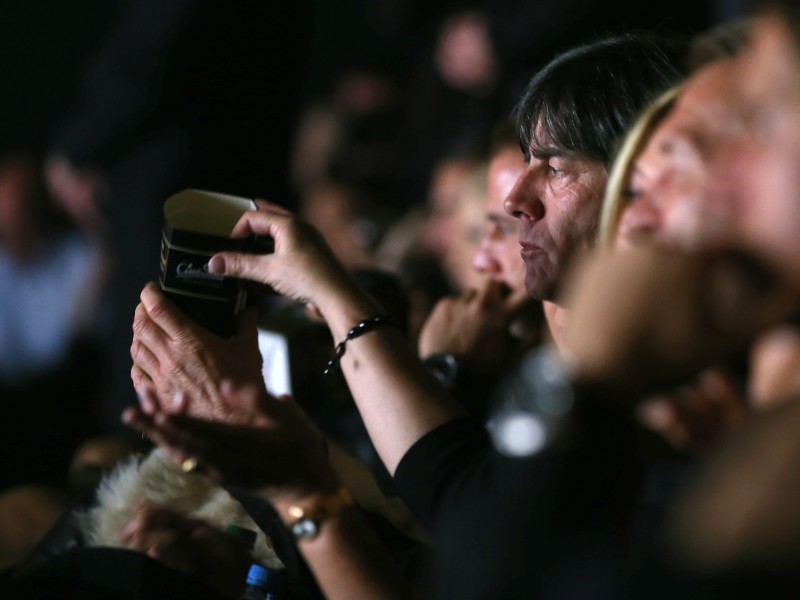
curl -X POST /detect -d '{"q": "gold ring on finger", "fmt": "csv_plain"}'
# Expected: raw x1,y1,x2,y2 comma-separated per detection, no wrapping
181,457,200,474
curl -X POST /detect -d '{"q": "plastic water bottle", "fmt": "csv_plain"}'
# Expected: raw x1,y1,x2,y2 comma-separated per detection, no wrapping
239,563,285,600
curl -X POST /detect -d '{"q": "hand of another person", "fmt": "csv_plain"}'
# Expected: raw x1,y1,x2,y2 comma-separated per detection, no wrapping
44,154,107,235
418,277,534,373
119,504,251,599
563,247,798,400
131,283,266,423
748,325,800,409
123,382,339,508
636,368,750,454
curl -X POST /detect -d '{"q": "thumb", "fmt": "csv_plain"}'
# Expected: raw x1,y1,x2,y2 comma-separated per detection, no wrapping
474,275,502,305
208,252,268,284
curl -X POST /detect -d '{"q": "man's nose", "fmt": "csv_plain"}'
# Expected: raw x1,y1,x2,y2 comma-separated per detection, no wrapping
504,168,544,221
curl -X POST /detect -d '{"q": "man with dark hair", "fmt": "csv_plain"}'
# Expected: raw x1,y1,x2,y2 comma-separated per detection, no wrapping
508,34,685,303
516,35,686,166
417,35,685,392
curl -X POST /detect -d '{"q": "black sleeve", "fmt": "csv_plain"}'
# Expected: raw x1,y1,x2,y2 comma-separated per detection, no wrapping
392,417,495,532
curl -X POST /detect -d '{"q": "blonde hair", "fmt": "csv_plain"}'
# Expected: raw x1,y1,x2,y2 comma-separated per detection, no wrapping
598,85,684,248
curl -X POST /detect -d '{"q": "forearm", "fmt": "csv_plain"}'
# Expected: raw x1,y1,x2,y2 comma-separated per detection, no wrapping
319,285,469,474
273,500,414,600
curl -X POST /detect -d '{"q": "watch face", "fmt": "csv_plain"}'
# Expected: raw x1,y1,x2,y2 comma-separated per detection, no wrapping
292,518,320,540
424,353,458,388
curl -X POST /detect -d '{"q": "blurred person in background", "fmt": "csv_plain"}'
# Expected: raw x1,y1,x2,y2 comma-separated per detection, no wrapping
554,5,800,589
472,124,528,291
422,155,483,291
0,153,106,491
431,164,490,293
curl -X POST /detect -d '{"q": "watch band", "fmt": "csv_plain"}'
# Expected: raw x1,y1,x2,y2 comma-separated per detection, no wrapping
286,487,354,541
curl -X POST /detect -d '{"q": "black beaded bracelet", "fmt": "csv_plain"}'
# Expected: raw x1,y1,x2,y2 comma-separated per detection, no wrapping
323,314,399,375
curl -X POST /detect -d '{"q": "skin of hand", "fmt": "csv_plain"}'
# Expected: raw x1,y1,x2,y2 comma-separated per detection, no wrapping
207,201,366,319
124,384,415,600
119,503,251,599
418,276,533,373
43,154,107,235
563,247,798,401
206,202,468,475
748,325,800,409
130,284,266,423
124,382,339,507
636,368,750,454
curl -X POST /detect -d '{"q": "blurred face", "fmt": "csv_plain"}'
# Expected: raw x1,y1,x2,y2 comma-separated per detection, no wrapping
716,13,800,281
473,146,527,289
446,185,488,291
504,124,607,301
425,159,477,259
617,60,745,252
301,183,372,269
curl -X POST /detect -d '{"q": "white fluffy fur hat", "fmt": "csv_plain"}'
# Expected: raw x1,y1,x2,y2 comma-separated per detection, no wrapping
79,448,284,569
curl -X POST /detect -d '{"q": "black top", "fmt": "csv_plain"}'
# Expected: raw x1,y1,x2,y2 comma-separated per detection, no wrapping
392,403,644,598
393,417,495,532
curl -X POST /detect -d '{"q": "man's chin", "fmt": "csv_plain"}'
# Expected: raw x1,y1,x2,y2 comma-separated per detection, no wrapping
524,273,555,302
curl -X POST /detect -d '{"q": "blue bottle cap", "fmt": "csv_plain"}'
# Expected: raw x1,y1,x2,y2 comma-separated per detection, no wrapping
246,564,269,587
246,564,285,591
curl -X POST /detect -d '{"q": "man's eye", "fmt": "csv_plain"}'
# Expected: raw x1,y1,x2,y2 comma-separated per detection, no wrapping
547,160,567,177
622,187,641,199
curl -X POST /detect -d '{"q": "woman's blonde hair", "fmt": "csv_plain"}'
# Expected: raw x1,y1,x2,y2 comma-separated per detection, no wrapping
597,84,685,248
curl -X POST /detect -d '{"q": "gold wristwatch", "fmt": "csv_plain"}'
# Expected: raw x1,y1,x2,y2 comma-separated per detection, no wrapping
286,487,354,540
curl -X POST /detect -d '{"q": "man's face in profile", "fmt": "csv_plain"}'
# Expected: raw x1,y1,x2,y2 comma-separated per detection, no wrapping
474,146,527,290
504,124,607,301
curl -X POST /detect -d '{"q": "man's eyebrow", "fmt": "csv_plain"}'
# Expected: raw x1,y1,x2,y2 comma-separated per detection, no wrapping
529,145,570,161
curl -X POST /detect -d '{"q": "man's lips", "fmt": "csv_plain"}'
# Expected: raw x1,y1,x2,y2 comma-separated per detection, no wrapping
519,241,542,257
